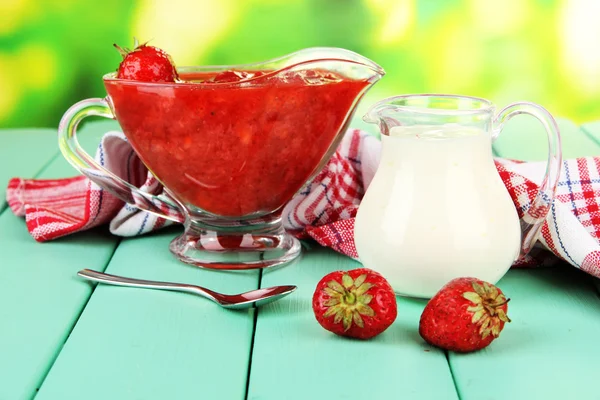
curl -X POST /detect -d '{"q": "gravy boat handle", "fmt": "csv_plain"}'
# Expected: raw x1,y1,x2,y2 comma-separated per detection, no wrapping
58,98,184,223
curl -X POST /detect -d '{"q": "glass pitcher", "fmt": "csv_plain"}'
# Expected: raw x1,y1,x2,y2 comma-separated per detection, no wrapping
354,94,561,298
58,47,384,270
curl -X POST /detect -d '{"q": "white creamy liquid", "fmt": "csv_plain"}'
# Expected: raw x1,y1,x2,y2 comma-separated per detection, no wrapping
354,124,522,298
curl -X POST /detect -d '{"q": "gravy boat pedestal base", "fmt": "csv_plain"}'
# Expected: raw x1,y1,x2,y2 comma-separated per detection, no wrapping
169,213,301,270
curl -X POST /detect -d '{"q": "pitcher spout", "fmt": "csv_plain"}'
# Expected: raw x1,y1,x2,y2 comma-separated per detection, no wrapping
363,100,404,136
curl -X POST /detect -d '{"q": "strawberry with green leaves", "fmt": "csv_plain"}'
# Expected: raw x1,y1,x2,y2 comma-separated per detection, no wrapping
114,38,179,83
419,277,511,352
312,268,397,339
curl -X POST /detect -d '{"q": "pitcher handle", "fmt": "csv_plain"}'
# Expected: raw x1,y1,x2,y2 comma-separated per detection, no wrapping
58,98,184,223
493,102,562,257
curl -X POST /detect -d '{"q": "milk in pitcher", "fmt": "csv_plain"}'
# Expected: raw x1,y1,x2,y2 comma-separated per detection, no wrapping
354,124,522,297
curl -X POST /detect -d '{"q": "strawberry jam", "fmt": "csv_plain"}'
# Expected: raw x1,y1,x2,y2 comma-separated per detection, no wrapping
104,69,369,217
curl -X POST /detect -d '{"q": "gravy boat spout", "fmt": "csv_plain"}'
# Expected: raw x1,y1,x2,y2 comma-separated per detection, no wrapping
176,47,385,89
264,47,385,83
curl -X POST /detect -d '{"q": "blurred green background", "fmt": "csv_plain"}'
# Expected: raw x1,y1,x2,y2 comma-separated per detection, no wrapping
0,0,598,129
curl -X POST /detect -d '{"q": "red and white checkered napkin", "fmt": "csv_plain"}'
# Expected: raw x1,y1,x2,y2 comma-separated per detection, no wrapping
6,129,600,279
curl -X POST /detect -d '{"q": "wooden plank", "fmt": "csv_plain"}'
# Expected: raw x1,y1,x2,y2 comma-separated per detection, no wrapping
247,247,458,400
493,116,598,160
0,129,58,212
35,229,260,400
449,267,600,400
0,215,117,400
452,118,600,399
580,121,600,144
0,122,120,400
581,121,600,143
0,120,121,212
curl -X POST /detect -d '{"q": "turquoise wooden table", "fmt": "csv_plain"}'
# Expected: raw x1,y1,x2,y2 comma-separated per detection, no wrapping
1,116,600,400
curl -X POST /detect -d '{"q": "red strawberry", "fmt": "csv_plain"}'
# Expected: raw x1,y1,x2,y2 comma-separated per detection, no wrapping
312,268,397,339
114,39,178,83
419,277,511,352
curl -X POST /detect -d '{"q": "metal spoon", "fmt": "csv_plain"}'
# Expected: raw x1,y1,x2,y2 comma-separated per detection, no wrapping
77,269,296,309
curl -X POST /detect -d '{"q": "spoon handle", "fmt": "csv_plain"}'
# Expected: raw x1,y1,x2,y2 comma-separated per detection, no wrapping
77,269,219,303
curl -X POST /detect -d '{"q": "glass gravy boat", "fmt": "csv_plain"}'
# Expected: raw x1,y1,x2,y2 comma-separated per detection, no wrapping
354,94,561,298
58,47,384,270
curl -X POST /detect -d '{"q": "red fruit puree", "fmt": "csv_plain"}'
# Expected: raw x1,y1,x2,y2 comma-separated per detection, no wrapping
104,69,369,217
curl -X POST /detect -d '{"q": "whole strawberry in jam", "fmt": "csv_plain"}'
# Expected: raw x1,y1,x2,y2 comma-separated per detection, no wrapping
114,39,178,83
419,277,511,353
312,268,397,340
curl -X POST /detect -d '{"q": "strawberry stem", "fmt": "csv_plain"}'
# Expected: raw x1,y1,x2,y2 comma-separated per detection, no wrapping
344,292,356,304
493,298,510,307
113,43,129,59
